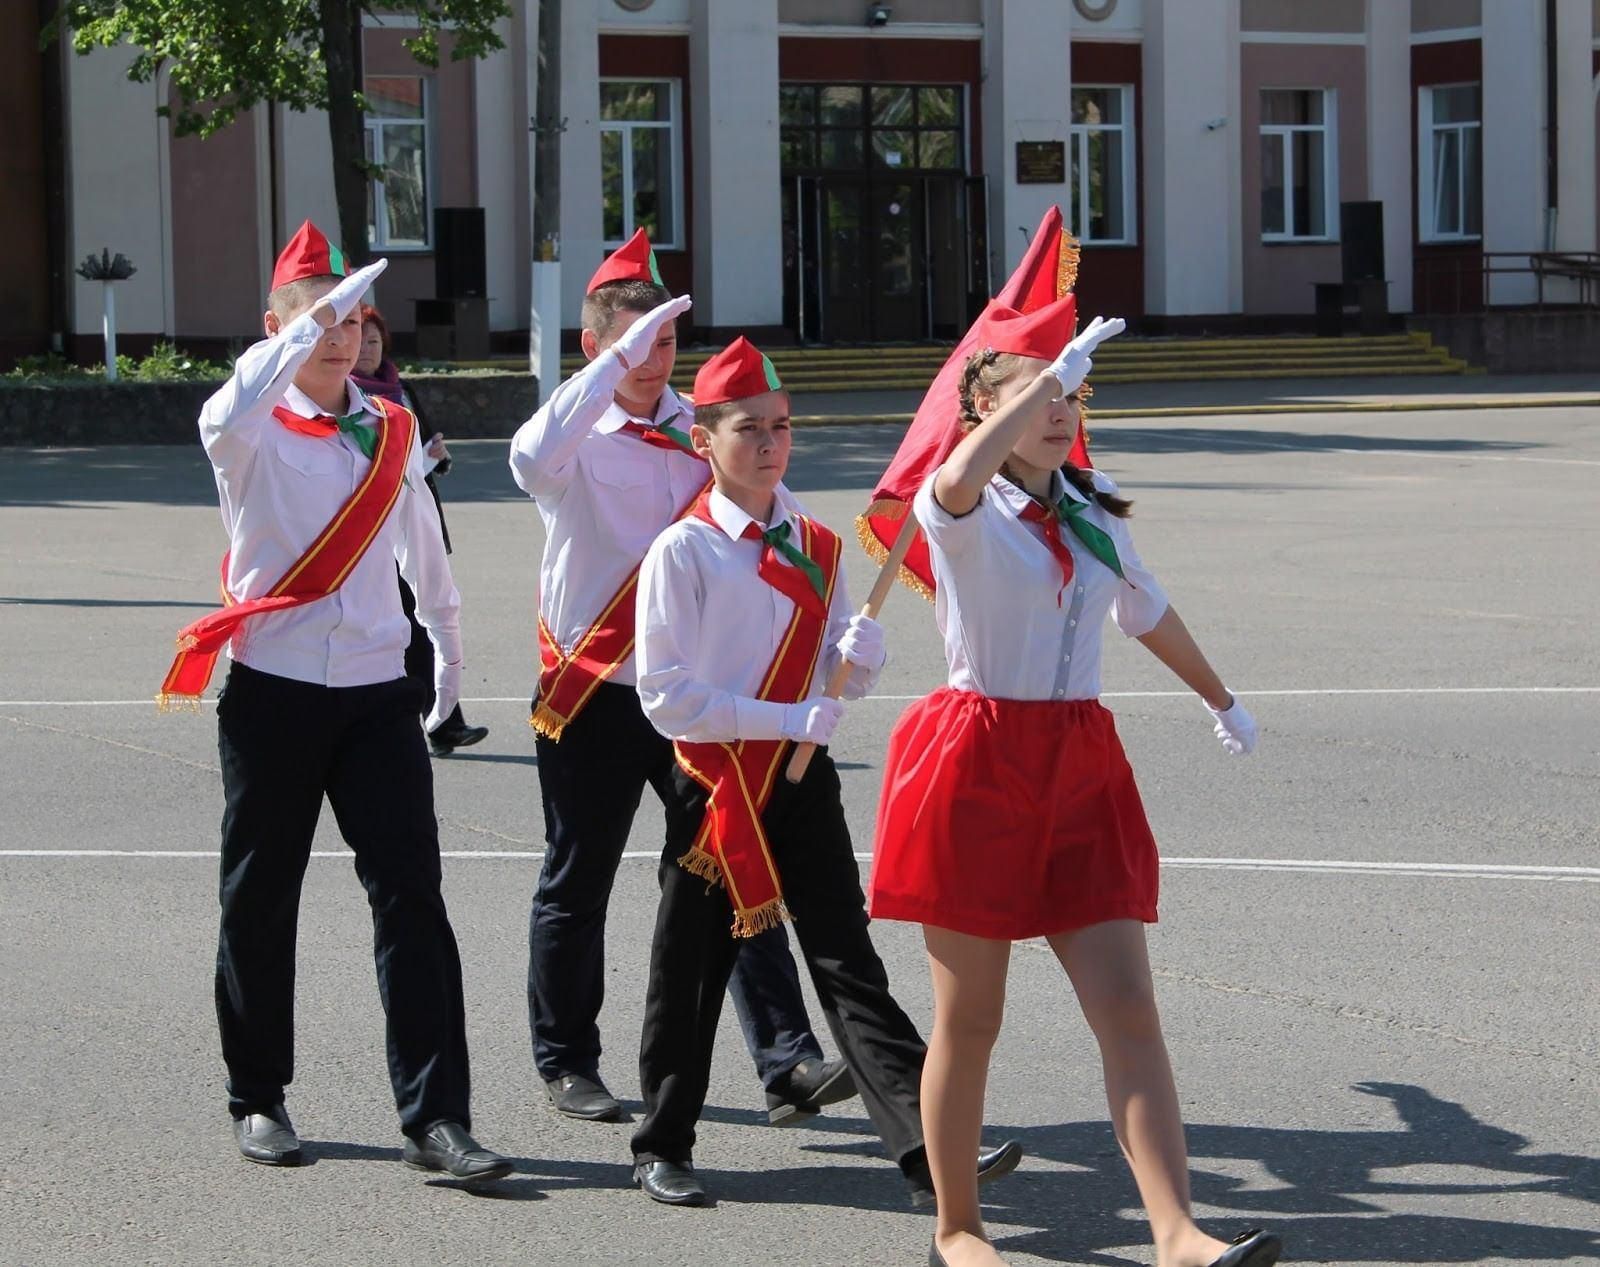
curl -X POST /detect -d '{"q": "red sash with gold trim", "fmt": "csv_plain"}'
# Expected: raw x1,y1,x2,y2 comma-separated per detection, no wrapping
531,475,714,741
157,396,416,708
672,494,843,938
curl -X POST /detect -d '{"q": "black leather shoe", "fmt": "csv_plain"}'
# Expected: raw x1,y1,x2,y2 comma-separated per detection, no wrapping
234,1105,302,1166
428,719,489,757
1208,1229,1282,1267
907,1138,1024,1207
402,1121,512,1183
545,1073,623,1122
765,1057,858,1126
634,1159,708,1207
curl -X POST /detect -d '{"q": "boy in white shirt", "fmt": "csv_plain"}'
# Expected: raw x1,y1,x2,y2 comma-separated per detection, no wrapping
508,230,850,1127
629,337,1021,1208
161,221,507,1182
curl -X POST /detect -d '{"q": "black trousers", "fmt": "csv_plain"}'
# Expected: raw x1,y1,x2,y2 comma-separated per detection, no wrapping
215,662,470,1134
527,681,821,1086
631,750,928,1170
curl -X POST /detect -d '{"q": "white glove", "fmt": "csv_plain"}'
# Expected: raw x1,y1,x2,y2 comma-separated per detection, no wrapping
312,259,389,328
836,613,887,701
425,658,462,735
1044,314,1126,398
1207,694,1258,756
611,294,693,370
780,698,845,746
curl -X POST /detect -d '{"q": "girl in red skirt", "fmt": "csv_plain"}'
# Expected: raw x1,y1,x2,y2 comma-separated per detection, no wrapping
868,297,1275,1267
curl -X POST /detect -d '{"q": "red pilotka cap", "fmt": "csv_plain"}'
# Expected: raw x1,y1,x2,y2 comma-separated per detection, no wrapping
270,220,349,292
971,294,1079,360
587,227,666,293
692,337,785,406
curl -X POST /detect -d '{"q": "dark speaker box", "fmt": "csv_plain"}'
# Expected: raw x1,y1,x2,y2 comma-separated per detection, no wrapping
1340,201,1384,282
433,207,486,298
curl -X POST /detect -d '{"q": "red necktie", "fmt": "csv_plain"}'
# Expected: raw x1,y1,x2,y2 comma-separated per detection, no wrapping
740,521,828,620
1018,500,1074,607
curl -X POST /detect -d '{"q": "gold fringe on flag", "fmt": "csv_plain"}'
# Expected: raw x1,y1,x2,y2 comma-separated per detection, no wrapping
854,503,935,603
1056,229,1081,299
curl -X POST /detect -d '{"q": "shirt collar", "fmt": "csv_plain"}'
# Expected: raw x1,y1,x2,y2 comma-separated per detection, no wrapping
594,384,689,435
706,484,797,542
281,380,374,421
990,468,1081,517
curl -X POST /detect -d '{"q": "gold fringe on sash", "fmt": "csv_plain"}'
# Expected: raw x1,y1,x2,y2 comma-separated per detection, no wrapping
528,701,569,741
855,502,935,603
677,844,724,887
730,896,791,940
154,692,203,713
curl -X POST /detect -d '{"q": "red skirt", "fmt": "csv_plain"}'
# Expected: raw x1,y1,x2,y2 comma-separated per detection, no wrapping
868,688,1159,940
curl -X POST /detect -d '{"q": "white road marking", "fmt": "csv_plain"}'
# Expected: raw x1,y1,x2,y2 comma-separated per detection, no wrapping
2,686,1598,708
1108,427,1600,468
3,849,1596,882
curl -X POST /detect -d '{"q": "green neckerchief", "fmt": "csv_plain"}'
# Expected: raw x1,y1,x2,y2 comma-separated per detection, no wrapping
336,409,377,459
1043,490,1124,580
761,520,828,605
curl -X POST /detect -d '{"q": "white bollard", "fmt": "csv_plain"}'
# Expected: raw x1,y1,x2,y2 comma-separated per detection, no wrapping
102,281,118,382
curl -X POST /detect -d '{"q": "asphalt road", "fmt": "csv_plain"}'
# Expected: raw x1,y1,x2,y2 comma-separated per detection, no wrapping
1,403,1597,1266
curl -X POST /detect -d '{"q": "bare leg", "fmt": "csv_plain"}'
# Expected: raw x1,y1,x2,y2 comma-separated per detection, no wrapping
1046,920,1228,1267
923,925,1012,1267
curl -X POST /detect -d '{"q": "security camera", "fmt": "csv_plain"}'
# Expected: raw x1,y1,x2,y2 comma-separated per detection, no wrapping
866,4,891,26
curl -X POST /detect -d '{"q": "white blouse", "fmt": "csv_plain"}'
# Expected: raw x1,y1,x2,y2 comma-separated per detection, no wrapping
914,466,1169,701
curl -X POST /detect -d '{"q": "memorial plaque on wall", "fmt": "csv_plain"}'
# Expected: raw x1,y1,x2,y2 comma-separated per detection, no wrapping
1016,141,1066,185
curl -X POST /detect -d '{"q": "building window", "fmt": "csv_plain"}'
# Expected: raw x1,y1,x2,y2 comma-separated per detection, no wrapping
779,83,965,173
1259,88,1336,241
365,76,431,250
1419,83,1482,241
1070,86,1135,245
600,79,682,248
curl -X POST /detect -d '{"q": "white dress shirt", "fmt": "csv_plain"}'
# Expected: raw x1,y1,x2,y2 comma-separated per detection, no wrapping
508,349,709,688
914,467,1169,701
635,485,863,744
199,312,460,688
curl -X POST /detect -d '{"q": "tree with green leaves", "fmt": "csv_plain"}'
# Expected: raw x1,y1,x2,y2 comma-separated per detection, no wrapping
51,0,511,265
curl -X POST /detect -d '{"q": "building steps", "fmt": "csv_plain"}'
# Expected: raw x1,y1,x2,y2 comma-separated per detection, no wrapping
457,331,1474,389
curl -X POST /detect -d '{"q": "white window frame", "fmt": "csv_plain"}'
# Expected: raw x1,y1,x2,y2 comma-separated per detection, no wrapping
1069,83,1137,246
365,75,434,252
599,77,685,250
1418,82,1482,243
1259,87,1338,243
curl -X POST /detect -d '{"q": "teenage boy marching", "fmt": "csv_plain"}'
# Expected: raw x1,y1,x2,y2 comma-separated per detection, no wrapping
160,221,508,1182
628,337,1022,1207
508,230,851,1126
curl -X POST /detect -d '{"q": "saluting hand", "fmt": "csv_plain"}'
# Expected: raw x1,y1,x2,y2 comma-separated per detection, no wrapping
312,259,390,329
1045,314,1126,398
612,294,693,370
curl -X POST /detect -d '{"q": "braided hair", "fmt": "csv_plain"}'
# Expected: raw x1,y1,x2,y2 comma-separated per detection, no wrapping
957,348,1132,518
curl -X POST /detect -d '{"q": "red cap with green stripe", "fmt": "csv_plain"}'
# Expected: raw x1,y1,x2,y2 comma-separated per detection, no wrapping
270,220,349,292
587,227,665,293
692,336,784,406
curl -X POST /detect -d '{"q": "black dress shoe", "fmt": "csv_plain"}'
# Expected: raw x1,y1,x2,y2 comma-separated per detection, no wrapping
428,715,489,757
402,1121,512,1183
765,1057,859,1126
634,1159,708,1207
907,1138,1024,1207
545,1073,623,1121
1208,1229,1282,1267
234,1105,302,1166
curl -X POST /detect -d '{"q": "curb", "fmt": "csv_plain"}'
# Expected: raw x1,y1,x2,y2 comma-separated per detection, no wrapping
790,395,1600,427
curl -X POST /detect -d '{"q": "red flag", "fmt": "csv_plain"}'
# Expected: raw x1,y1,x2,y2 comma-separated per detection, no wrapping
856,206,1091,598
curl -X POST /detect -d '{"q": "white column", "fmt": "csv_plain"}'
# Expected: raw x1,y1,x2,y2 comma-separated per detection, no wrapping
275,106,340,241
689,0,782,330
557,0,603,327
63,45,173,337
1481,0,1544,303
1553,0,1596,255
1366,0,1414,311
980,0,1073,281
475,20,521,331
1141,0,1242,315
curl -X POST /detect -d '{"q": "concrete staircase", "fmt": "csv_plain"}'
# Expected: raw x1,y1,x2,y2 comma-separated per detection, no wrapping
532,331,1472,393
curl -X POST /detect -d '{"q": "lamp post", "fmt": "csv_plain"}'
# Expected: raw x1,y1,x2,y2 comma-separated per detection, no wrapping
75,249,138,382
